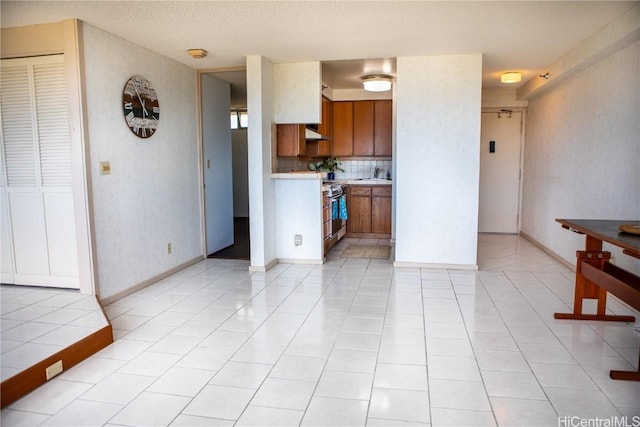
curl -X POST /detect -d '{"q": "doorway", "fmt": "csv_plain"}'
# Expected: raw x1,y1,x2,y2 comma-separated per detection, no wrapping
201,70,250,260
478,110,523,233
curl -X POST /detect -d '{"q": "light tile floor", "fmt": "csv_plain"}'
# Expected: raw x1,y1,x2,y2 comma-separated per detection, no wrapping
2,234,640,426
1,285,108,381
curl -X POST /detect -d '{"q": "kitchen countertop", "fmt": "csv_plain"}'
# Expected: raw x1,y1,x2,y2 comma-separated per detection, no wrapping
271,172,392,185
271,172,326,180
345,179,392,185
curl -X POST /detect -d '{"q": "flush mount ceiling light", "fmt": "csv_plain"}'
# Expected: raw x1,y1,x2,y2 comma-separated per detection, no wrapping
362,75,392,92
187,49,208,59
501,72,522,84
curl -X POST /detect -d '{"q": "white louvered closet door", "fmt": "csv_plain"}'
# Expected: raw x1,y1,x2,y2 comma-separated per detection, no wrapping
0,55,79,288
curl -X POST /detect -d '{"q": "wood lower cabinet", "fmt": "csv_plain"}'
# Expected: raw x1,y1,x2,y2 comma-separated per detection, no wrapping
347,185,391,238
348,187,372,233
372,187,392,234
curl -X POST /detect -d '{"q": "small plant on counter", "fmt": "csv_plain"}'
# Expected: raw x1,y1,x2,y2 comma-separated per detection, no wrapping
319,157,344,173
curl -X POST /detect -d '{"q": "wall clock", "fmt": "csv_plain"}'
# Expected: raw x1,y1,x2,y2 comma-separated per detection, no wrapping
122,75,159,138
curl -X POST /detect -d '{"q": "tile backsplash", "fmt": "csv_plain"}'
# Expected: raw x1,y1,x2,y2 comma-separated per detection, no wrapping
277,158,311,172
335,160,392,179
276,158,392,180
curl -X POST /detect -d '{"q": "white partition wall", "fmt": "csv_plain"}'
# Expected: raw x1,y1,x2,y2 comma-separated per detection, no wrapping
247,55,278,270
394,54,483,269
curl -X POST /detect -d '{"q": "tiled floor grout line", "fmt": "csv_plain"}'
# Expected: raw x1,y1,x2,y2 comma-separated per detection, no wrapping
530,271,633,415
480,270,575,419
232,263,342,425
102,261,300,426
419,267,434,426
361,259,391,425
448,269,501,426
3,235,639,426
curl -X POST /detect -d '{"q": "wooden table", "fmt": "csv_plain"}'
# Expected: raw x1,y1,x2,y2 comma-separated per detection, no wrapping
555,219,640,381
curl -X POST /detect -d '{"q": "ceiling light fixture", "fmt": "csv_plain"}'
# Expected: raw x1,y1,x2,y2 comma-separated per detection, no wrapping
187,49,208,59
362,75,392,92
500,72,522,84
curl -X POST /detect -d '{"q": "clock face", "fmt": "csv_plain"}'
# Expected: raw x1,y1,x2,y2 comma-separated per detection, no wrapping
122,75,159,138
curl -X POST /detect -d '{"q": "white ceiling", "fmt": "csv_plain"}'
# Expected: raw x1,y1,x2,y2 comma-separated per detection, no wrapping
1,1,635,91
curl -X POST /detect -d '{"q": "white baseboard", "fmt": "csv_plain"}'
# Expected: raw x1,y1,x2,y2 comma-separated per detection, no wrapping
519,231,575,271
248,258,279,272
393,261,478,270
278,258,324,265
98,256,203,305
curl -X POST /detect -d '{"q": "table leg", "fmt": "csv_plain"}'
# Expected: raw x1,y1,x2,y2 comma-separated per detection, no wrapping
610,349,640,381
554,236,635,322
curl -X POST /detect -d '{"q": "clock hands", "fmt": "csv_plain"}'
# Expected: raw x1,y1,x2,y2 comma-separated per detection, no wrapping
133,81,149,118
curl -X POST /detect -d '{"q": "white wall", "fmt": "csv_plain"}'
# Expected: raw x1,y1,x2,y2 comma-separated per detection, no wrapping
331,88,392,101
82,23,201,300
275,179,323,262
482,88,528,109
521,40,640,274
394,54,483,268
247,55,278,270
232,129,249,217
274,62,321,124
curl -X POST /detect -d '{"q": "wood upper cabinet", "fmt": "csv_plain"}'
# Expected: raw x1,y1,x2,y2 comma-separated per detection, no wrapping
307,97,332,157
318,96,332,137
374,100,392,157
332,101,353,156
276,124,306,157
332,100,391,157
353,101,374,156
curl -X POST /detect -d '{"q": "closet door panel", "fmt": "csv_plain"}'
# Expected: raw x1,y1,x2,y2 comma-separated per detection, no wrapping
44,191,78,277
9,192,48,276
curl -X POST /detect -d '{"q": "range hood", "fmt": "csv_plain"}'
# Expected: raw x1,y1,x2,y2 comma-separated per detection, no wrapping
305,127,323,140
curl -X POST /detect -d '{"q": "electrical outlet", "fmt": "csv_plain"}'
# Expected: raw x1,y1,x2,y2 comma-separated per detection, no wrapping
294,234,302,246
167,242,172,254
46,360,63,380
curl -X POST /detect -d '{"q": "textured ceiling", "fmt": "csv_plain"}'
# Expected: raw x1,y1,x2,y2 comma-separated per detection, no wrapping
1,1,635,89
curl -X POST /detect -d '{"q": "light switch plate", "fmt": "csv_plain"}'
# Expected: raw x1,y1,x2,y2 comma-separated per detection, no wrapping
100,161,111,175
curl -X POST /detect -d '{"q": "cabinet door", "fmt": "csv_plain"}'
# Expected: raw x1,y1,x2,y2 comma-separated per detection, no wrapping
353,101,374,156
277,124,305,156
371,195,392,234
348,195,371,233
374,100,392,157
318,96,332,137
332,102,353,156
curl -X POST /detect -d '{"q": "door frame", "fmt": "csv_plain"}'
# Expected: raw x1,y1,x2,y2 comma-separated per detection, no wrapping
479,107,527,233
196,67,246,258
